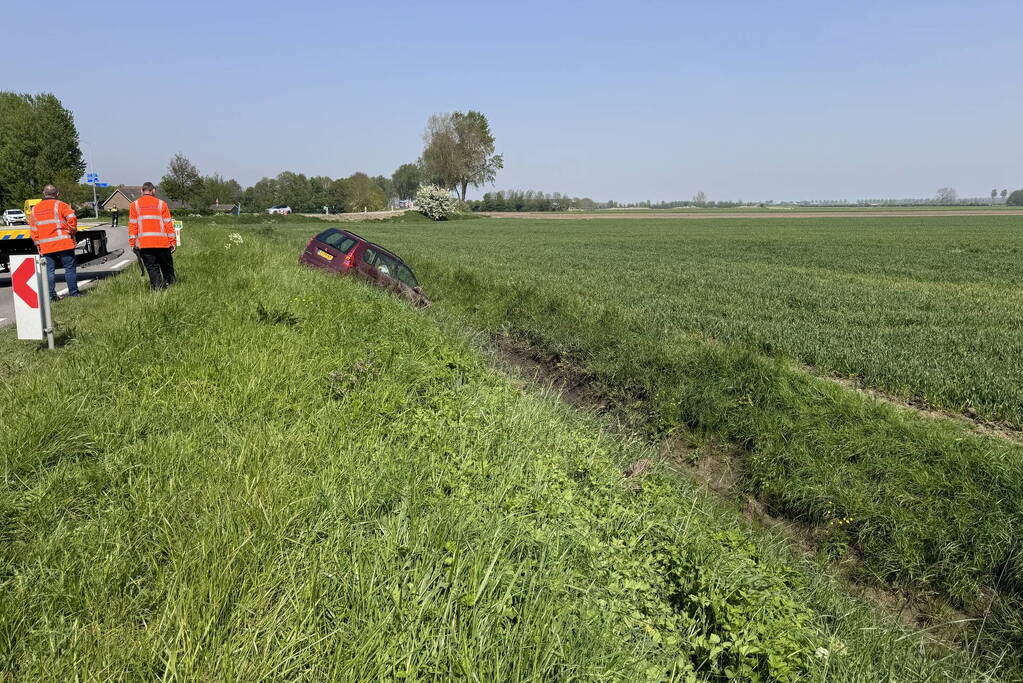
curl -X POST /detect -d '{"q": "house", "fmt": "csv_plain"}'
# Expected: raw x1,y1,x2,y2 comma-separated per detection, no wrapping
209,203,240,215
100,186,185,212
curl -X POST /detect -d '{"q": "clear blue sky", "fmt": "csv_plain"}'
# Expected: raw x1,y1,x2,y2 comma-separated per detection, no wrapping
6,0,1021,201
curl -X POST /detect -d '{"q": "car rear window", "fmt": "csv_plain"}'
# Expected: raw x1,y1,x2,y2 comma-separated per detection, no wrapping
316,229,356,253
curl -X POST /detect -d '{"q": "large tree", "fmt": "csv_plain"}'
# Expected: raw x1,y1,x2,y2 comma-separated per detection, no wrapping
450,111,503,202
419,111,503,201
198,173,243,208
0,92,85,207
935,187,957,204
342,172,388,212
392,163,421,201
160,153,204,207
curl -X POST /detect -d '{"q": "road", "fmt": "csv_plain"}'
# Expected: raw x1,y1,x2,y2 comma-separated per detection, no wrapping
0,222,138,328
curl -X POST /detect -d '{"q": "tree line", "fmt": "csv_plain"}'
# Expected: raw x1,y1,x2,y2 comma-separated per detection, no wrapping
468,191,603,212
158,110,504,213
160,154,396,213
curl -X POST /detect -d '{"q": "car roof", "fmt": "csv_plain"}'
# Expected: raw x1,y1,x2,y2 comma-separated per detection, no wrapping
332,229,405,264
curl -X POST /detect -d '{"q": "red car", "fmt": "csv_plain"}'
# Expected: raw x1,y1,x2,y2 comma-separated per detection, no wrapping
298,227,431,307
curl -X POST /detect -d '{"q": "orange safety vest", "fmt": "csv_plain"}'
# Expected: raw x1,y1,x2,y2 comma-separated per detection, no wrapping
129,194,176,249
30,199,78,254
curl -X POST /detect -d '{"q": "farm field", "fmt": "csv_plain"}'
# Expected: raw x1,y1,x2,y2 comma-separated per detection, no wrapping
373,215,1023,429
0,220,990,681
318,212,1023,671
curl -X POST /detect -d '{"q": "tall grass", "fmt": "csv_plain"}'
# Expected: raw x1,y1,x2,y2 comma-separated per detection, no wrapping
329,216,1023,672
0,223,993,680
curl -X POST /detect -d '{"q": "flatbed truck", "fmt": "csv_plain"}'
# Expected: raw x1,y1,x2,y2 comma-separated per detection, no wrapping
0,198,110,270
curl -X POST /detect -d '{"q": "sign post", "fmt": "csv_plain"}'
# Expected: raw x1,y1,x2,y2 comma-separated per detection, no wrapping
10,254,54,348
86,172,105,218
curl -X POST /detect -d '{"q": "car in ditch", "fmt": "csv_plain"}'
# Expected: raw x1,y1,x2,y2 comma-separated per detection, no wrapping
298,227,431,308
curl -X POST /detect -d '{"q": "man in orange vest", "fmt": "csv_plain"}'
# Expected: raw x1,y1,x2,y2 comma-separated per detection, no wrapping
128,182,177,289
30,184,81,299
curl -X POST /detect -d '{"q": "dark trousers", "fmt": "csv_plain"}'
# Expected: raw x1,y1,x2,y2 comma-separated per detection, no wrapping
139,247,176,289
111,212,119,227
43,249,79,298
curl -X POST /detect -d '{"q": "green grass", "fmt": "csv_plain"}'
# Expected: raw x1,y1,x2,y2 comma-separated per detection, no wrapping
293,214,1023,671
0,222,996,680
368,216,1023,428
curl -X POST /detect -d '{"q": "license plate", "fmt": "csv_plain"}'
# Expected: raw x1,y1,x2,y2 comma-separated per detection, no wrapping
317,249,334,261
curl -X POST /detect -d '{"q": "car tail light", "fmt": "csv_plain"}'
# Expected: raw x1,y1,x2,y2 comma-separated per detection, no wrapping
343,251,355,268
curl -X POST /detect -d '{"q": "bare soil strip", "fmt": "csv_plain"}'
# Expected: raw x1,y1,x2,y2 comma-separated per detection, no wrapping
481,210,1023,220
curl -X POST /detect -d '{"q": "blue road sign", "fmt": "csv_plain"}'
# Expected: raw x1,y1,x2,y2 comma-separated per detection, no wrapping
97,183,109,187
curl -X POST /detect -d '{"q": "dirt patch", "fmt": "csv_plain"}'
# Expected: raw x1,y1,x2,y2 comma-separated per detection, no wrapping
481,210,1023,220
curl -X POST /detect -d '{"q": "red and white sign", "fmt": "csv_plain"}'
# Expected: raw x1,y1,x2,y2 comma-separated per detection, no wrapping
10,255,45,340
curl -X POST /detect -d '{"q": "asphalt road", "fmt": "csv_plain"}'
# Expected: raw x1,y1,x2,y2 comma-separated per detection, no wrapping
0,222,138,328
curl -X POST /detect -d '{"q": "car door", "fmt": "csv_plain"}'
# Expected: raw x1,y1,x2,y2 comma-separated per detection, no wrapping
357,247,381,282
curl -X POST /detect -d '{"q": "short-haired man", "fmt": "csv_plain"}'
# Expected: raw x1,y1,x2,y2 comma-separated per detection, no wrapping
29,184,81,299
128,182,176,289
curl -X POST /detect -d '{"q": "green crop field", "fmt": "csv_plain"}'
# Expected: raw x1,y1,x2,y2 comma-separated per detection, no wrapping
3,219,999,681
372,215,1023,428
322,212,1023,673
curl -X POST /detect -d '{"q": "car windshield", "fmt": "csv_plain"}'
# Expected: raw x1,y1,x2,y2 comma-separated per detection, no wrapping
315,229,356,253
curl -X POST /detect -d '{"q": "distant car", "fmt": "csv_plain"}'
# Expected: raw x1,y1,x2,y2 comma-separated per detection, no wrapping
267,205,292,215
3,209,27,226
298,227,431,308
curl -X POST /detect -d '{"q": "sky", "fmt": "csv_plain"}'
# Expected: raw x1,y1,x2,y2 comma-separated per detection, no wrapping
5,0,1022,202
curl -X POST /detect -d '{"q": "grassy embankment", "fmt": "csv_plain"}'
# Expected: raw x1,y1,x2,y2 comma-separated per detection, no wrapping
329,214,1023,672
0,220,992,680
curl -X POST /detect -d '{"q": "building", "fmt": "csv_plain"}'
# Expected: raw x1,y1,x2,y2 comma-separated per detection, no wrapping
209,203,240,214
100,186,184,212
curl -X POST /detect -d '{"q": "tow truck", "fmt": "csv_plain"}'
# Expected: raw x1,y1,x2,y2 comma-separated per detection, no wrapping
0,198,111,270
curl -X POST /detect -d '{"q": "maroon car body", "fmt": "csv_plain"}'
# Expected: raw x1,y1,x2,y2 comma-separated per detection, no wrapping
298,227,431,307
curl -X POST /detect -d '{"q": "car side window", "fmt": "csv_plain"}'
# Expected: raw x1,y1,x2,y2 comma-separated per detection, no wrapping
394,265,418,288
362,248,377,266
374,252,398,277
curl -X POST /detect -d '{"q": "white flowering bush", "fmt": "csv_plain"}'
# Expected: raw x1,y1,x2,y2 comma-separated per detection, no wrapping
415,185,457,221
224,233,244,250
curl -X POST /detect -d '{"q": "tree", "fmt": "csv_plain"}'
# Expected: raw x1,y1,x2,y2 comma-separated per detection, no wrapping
1001,189,1008,198
198,173,242,208
415,185,457,220
1007,189,1023,206
450,111,503,201
372,175,393,200
693,191,707,206
243,176,279,212
326,178,349,213
275,171,313,211
0,92,85,207
392,163,421,201
342,172,388,212
419,113,461,191
935,187,957,204
991,189,998,199
160,153,203,207
309,175,333,211
419,111,503,201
